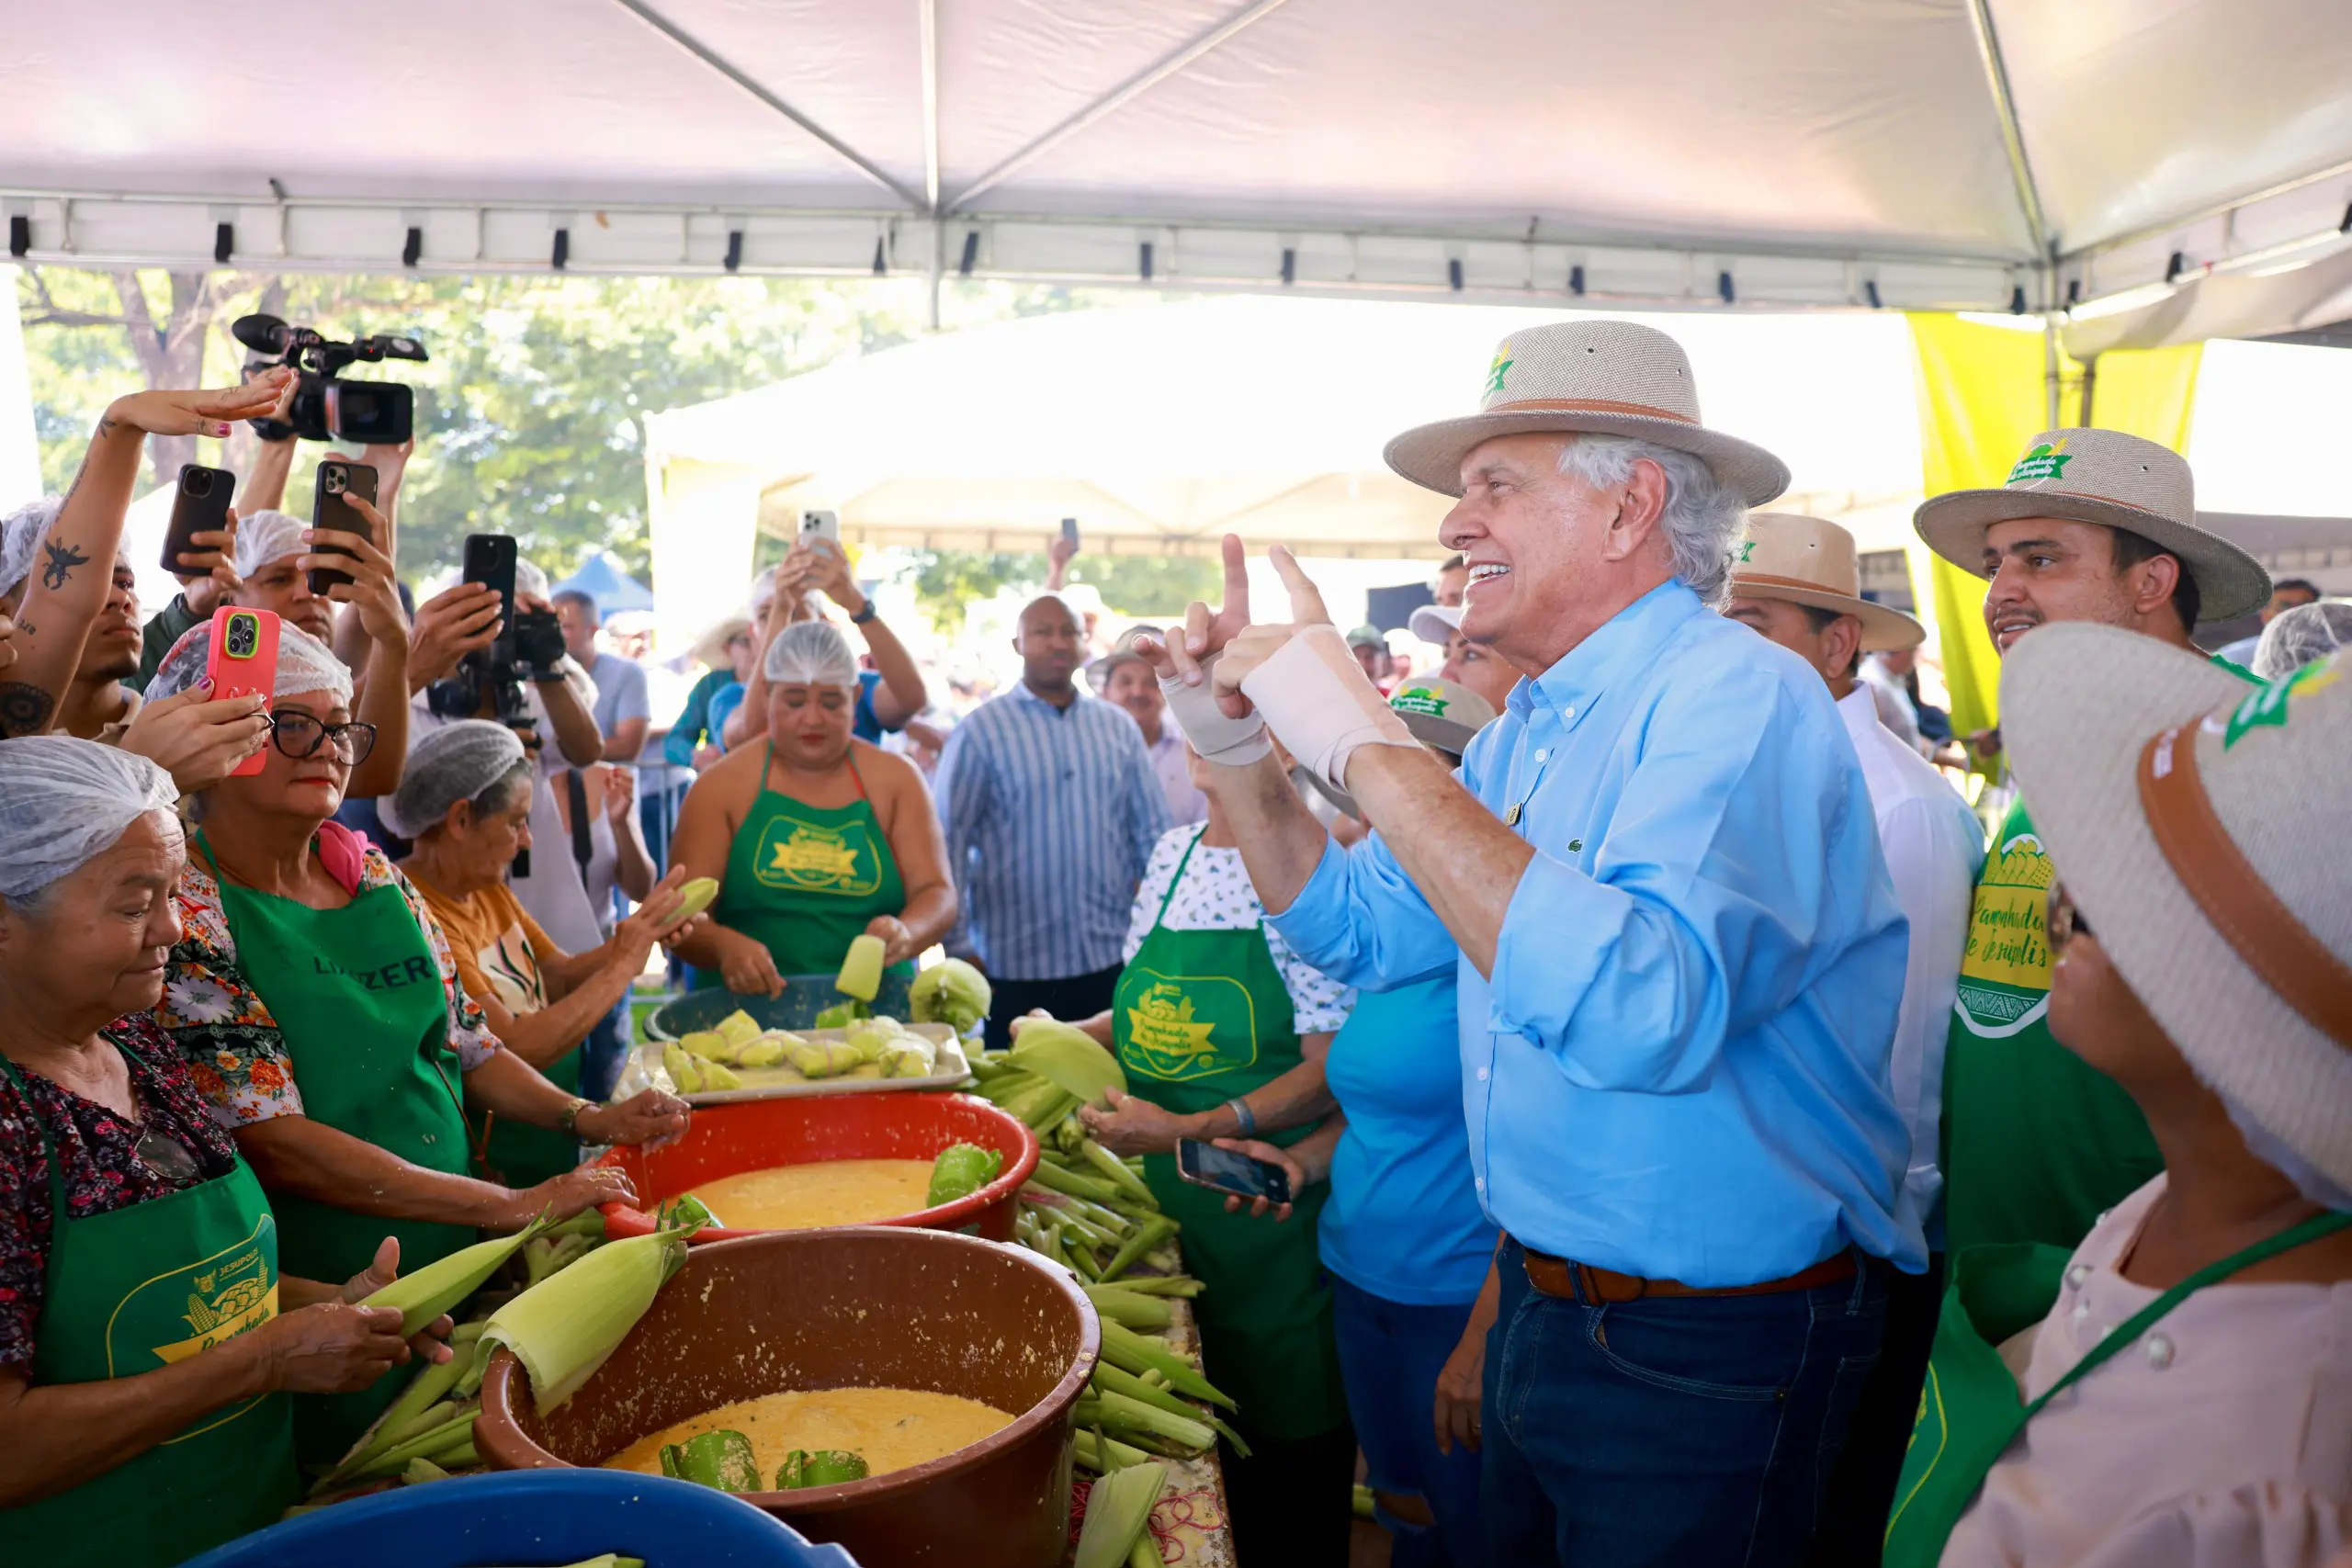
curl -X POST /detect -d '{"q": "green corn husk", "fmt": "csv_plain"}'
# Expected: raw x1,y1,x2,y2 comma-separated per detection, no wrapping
835,933,888,1002
679,1029,735,1065
964,1051,1011,1082
334,1346,466,1475
1090,1361,1210,1427
660,1428,760,1493
1059,1224,1104,1281
479,1220,698,1411
714,1010,763,1049
1078,1139,1157,1204
1082,1286,1174,1331
775,1448,869,1488
784,1039,833,1077
1074,1459,1167,1568
733,1038,787,1069
400,1457,450,1485
908,956,991,1032
356,1213,552,1337
1025,1158,1120,1205
662,1043,705,1094
927,1142,1004,1207
542,1211,606,1242
1034,1201,1115,1250
1052,1113,1087,1156
1091,1274,1201,1298
1006,1021,1127,1100
1098,1319,1235,1409
970,1066,1044,1104
1072,1428,1154,1473
1100,1216,1178,1281
1061,1194,1139,1238
810,999,866,1030
345,1404,481,1482
697,1057,744,1091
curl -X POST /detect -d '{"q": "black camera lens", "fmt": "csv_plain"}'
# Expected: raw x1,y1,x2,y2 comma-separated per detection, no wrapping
322,468,345,496
338,389,378,419
226,615,257,658
182,468,213,498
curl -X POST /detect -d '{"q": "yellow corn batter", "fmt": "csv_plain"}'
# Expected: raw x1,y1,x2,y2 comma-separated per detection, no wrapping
682,1158,936,1231
603,1386,1014,1482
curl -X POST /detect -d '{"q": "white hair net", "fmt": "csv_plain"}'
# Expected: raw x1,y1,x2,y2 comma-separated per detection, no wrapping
0,496,63,604
2253,601,2352,682
514,559,550,603
231,509,308,580
147,620,356,708
763,619,859,689
749,565,779,616
0,736,179,900
380,720,528,840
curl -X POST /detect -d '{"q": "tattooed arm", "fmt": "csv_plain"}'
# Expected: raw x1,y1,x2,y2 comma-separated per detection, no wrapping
4,373,295,737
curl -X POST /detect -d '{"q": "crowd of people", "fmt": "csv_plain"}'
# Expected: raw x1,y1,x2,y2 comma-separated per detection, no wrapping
0,320,2345,1568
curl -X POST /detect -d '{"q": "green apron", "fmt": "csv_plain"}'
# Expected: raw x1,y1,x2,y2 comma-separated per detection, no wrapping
700,745,914,986
1112,831,1347,1443
196,830,477,1462
1939,797,2161,1256
452,906,581,1191
1885,1207,2352,1566
1,1043,296,1567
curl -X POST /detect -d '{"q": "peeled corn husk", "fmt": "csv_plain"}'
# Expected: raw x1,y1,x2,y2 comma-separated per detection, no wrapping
714,1009,763,1049
1074,1460,1168,1568
733,1038,786,1069
1007,1021,1126,1100
479,1221,697,1411
835,933,888,1002
357,1213,550,1337
697,1057,743,1091
662,1043,704,1094
880,1042,936,1078
680,1029,734,1064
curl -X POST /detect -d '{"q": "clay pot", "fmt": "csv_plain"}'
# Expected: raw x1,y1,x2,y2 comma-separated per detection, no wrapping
595,1091,1038,1244
475,1226,1099,1568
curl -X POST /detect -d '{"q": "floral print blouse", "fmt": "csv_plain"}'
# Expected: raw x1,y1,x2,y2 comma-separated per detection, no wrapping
157,839,502,1128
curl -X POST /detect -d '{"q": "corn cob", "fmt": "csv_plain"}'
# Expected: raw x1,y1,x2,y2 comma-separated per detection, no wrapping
1097,1319,1235,1409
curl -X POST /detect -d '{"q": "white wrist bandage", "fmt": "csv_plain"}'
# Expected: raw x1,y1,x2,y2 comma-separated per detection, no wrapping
1239,625,1417,795
1159,656,1273,766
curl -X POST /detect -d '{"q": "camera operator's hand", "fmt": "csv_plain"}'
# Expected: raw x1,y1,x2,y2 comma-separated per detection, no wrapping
408,582,502,692
357,437,413,521
172,506,242,618
109,369,294,439
301,496,405,649
122,682,271,793
805,539,868,617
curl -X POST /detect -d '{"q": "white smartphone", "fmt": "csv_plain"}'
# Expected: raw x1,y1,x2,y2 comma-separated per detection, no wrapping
800,509,841,547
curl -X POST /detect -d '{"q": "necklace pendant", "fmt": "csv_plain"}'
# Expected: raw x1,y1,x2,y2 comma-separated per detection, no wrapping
1503,802,1522,828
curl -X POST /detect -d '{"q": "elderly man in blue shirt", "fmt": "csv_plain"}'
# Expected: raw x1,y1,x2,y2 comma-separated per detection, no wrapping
1142,321,1918,1568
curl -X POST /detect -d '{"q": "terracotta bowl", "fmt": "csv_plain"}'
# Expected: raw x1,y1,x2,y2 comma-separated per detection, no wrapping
595,1091,1037,1244
475,1226,1099,1568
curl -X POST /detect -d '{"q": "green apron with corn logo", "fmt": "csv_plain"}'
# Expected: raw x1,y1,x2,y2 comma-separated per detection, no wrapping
196,831,477,1464
1113,830,1347,1442
1884,1209,2352,1567
702,745,913,984
1,1043,296,1567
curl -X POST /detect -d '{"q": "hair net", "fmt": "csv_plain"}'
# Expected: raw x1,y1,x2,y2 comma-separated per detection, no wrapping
231,510,308,581
514,558,550,603
0,496,63,604
748,565,779,617
763,619,859,689
147,620,356,708
380,720,527,840
0,736,179,901
2252,600,2352,682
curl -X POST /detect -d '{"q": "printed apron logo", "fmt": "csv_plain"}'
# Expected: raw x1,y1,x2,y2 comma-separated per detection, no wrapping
756,817,879,896
1953,830,2054,1038
1122,976,1257,1082
109,1213,279,1439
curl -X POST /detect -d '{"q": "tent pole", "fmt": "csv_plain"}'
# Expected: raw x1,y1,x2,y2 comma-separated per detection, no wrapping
2042,308,2063,428
1962,0,2052,265
919,0,942,214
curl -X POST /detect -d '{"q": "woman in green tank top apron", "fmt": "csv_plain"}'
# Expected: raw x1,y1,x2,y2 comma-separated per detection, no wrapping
1046,784,1360,1567
670,621,955,997
143,649,685,1462
1890,630,2352,1565
0,741,424,1568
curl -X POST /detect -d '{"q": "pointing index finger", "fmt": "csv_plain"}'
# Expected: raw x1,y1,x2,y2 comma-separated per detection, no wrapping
1219,533,1250,626
1268,546,1332,626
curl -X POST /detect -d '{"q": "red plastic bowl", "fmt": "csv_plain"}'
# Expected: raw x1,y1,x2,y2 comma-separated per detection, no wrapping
594,1090,1037,1244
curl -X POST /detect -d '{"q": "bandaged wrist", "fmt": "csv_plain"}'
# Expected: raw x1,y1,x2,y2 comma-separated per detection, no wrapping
1159,657,1273,766
1239,625,1417,794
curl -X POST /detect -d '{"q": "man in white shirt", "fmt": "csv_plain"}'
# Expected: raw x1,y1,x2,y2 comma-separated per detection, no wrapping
1724,511,1985,1559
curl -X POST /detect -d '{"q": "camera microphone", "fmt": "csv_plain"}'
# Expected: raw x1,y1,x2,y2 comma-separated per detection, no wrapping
231,313,295,355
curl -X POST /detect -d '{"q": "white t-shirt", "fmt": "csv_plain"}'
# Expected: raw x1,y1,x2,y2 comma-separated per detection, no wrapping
1122,826,1354,1034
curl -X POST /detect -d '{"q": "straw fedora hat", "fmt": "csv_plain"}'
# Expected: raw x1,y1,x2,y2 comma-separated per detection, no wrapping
1385,320,1791,505
1728,513,1925,651
2003,625,2352,1195
1306,675,1498,820
1913,428,2271,624
689,614,752,671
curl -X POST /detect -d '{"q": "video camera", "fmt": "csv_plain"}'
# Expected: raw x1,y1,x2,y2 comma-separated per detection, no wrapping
232,313,428,444
424,612,568,728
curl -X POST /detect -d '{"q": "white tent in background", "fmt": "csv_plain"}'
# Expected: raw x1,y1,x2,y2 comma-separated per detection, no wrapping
640,296,1928,643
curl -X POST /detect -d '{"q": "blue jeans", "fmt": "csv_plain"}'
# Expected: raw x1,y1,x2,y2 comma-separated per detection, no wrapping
1482,1237,1888,1568
1329,1274,1486,1568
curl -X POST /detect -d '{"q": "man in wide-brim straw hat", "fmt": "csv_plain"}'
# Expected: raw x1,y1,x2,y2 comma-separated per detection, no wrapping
1130,319,1922,1565
1724,512,1989,1558
1887,628,2352,1568
1914,427,2275,1283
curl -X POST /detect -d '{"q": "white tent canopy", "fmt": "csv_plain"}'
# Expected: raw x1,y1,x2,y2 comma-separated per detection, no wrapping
6,2,2349,324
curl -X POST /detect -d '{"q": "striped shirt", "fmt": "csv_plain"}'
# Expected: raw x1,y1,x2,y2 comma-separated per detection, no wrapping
936,681,1171,980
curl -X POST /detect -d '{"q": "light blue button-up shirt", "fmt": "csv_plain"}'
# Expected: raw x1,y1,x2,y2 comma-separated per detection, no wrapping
1271,580,1922,1286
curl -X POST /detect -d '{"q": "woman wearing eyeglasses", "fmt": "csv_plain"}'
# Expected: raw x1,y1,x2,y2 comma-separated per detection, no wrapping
0,739,449,1568
142,625,684,1463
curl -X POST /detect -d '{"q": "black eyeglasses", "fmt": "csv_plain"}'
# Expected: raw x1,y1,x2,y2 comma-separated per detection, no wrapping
2046,879,2092,950
266,713,378,766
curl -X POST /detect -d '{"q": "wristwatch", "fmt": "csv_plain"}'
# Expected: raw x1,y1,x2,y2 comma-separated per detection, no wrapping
557,1098,592,1137
850,599,878,626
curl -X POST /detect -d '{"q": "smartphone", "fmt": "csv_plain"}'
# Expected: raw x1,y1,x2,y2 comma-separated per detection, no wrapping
462,533,519,634
1061,516,1080,549
800,509,841,547
1175,1138,1291,1207
308,459,379,596
162,463,235,578
207,606,281,776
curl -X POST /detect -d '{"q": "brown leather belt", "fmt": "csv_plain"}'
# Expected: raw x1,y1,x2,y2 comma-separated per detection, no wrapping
1519,1242,1856,1304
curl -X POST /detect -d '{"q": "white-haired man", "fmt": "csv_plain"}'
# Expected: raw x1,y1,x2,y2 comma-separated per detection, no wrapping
1146,321,1917,1566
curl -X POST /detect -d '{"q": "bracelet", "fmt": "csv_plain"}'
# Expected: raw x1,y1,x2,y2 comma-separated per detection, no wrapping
557,1098,592,1137
1224,1098,1257,1138
850,600,878,626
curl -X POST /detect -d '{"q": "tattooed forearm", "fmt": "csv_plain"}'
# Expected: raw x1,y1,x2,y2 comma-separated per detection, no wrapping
39,537,89,591
0,682,57,738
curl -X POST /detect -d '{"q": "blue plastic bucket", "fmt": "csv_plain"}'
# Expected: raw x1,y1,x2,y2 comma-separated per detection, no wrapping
179,1470,860,1568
